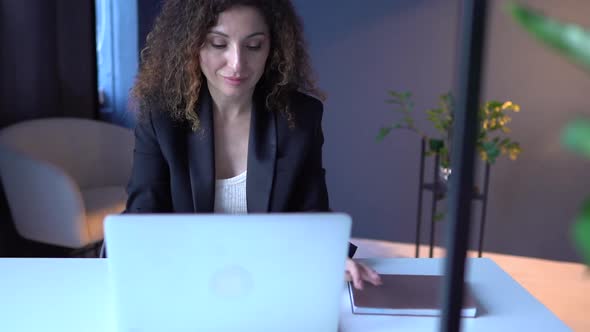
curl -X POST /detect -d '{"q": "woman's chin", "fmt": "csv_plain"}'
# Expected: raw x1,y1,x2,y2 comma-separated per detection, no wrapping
220,86,254,99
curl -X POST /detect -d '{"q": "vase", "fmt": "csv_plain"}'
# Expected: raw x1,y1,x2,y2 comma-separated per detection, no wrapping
439,166,452,183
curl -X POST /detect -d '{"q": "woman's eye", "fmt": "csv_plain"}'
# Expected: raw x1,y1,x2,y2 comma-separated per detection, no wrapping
211,43,226,49
246,44,262,50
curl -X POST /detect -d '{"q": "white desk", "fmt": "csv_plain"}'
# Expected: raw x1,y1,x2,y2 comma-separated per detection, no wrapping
0,258,570,332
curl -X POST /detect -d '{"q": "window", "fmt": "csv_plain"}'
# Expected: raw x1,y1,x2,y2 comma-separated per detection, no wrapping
95,0,138,126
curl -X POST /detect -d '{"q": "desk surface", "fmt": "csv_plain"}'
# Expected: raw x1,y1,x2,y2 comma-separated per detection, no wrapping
0,257,570,332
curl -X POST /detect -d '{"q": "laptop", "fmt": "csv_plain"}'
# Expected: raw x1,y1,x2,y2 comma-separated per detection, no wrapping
103,213,352,332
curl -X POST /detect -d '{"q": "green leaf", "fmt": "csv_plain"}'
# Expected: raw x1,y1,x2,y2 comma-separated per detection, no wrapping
426,110,438,117
486,101,503,109
440,158,451,169
376,126,392,141
429,139,445,152
573,198,590,266
388,91,411,99
483,142,501,163
561,119,590,158
507,2,590,73
506,141,520,149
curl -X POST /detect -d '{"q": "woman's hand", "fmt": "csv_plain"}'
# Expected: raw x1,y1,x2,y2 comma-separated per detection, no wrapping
345,258,382,290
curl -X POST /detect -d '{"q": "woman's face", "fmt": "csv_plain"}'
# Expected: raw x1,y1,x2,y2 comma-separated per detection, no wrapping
199,6,270,102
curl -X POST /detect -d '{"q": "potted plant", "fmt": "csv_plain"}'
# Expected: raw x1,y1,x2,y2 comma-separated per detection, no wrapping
377,91,523,185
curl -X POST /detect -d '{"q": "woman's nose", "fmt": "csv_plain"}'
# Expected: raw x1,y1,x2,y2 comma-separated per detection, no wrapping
227,46,244,73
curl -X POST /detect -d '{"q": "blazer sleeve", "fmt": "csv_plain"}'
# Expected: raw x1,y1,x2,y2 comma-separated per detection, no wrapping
297,101,357,258
296,106,329,212
124,111,173,213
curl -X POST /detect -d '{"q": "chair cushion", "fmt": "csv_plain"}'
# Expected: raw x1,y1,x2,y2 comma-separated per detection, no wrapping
81,186,127,243
0,118,134,189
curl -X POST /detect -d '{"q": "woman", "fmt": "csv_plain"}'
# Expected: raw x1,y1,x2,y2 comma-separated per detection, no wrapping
127,0,381,290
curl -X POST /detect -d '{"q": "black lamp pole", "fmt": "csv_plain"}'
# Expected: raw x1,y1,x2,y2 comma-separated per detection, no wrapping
440,1,489,332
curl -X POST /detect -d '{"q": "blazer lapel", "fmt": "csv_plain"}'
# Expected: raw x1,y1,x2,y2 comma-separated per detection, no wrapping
247,93,277,212
187,87,215,213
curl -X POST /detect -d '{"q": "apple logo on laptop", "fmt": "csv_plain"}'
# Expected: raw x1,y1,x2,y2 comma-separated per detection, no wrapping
209,265,254,299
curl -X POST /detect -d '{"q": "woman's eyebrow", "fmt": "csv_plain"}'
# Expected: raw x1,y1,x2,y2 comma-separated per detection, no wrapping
208,30,267,39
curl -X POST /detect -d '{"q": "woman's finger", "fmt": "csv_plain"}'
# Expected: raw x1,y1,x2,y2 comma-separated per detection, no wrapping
358,262,382,286
346,259,363,290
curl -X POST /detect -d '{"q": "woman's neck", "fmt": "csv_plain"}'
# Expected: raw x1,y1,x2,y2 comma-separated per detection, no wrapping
209,88,254,120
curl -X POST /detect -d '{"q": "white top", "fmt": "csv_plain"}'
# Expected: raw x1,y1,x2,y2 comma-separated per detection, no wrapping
214,170,247,214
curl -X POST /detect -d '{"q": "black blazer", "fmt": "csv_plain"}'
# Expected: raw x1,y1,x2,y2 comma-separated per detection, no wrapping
125,87,356,257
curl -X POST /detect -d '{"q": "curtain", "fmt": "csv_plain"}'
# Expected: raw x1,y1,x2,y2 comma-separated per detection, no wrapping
0,0,97,256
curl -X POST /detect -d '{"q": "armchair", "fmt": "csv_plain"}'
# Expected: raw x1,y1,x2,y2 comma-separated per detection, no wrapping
0,117,133,250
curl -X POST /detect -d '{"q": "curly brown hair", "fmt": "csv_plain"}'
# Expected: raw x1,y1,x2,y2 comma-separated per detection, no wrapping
131,0,323,131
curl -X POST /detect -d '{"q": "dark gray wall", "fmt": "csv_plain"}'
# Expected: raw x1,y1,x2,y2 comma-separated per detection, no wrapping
294,0,590,262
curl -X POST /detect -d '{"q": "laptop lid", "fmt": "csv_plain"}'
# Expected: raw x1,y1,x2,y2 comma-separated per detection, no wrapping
104,213,352,332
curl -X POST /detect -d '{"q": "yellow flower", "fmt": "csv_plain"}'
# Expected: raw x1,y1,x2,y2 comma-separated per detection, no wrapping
480,150,488,161
513,104,521,112
501,101,513,109
508,147,520,160
482,120,489,129
502,127,511,133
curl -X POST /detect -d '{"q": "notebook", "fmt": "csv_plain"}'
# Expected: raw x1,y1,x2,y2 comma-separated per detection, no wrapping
348,274,478,317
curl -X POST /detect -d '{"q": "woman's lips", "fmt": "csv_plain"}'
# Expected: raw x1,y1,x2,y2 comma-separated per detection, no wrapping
223,76,246,86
